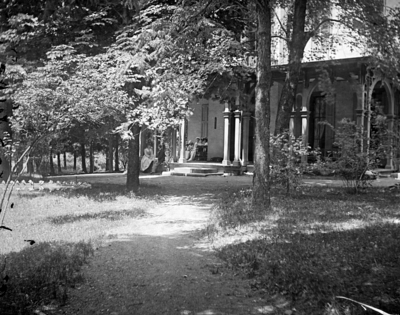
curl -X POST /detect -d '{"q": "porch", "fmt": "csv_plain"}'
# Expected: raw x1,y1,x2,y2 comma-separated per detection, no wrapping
167,161,252,176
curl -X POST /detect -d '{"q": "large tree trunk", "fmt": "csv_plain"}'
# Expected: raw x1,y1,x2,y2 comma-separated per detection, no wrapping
89,141,94,174
275,0,308,134
126,123,141,192
252,0,272,208
115,134,120,172
80,143,87,173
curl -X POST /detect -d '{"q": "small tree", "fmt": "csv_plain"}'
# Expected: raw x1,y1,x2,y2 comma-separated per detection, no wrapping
326,118,386,193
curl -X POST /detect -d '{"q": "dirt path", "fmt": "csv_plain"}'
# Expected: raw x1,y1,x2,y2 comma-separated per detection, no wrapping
56,175,278,315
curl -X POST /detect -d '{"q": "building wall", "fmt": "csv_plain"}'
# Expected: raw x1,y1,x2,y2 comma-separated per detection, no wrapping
207,99,224,159
187,98,225,160
334,81,358,123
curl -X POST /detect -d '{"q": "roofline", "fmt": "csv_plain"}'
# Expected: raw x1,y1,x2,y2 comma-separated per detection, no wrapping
272,56,373,71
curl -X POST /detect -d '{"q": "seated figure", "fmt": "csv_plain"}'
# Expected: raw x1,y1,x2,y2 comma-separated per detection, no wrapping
141,145,154,173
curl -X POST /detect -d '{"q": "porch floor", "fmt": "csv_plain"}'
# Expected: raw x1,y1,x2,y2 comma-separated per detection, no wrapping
168,161,253,176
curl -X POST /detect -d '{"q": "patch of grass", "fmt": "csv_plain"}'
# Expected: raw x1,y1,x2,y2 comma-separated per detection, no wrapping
212,186,400,314
1,185,158,254
211,188,264,228
48,208,147,225
52,183,164,202
0,241,93,315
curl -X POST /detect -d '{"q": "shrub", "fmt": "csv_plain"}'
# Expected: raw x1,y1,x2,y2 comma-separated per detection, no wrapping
0,241,93,315
324,119,386,193
270,132,309,193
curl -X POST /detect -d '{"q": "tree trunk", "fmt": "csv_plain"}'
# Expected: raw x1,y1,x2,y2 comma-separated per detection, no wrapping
73,151,77,171
115,134,120,172
49,149,55,176
108,133,114,172
252,0,272,208
126,123,141,192
275,0,308,134
89,141,94,174
63,152,67,169
80,143,87,173
105,147,109,171
27,156,34,174
57,152,62,173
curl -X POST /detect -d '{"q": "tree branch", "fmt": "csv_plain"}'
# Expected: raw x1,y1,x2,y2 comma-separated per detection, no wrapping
306,18,341,41
274,10,288,38
272,35,289,42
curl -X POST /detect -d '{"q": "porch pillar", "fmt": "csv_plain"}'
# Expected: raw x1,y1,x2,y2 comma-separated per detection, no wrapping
222,105,231,166
178,119,187,163
171,128,177,162
233,110,241,166
241,111,250,167
289,113,295,136
300,110,309,163
139,130,143,158
153,130,158,156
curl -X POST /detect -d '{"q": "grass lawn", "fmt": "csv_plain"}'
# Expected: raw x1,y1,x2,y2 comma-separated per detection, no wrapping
0,183,158,254
0,183,159,314
211,185,400,315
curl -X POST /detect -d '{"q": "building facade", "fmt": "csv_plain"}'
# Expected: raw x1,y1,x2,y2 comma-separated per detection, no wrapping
168,0,400,171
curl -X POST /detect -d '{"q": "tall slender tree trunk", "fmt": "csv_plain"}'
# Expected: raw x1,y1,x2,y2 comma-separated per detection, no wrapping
57,152,62,173
27,156,34,174
126,123,141,192
80,143,87,173
275,0,308,134
115,134,120,172
89,141,94,174
252,0,272,208
63,152,67,169
49,148,55,176
73,151,77,171
108,133,114,172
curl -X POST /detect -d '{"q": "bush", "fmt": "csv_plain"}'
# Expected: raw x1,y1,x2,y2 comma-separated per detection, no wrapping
323,119,386,193
270,132,309,193
0,241,93,315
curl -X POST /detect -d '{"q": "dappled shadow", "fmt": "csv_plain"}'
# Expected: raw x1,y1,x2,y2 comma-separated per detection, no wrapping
49,183,165,202
47,208,148,225
62,234,269,315
217,222,400,315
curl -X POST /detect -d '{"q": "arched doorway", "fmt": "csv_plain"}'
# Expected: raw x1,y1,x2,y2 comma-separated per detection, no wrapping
308,91,335,157
370,81,390,168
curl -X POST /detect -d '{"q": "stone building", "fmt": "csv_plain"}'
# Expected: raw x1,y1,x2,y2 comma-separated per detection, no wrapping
167,0,400,174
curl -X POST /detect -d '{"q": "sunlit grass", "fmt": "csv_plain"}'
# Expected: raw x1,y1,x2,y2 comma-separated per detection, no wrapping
0,184,158,254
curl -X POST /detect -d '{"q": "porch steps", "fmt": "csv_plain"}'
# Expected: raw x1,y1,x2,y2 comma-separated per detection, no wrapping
170,167,223,177
375,168,398,178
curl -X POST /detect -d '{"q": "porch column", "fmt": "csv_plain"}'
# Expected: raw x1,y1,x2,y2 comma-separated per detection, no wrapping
289,113,295,136
222,106,231,166
241,111,250,167
300,110,309,163
171,128,177,162
139,130,143,158
233,110,241,166
153,130,158,156
178,119,187,163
